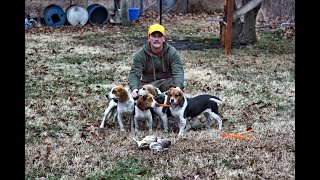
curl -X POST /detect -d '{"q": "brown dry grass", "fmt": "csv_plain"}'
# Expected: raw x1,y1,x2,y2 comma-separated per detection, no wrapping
25,12,295,179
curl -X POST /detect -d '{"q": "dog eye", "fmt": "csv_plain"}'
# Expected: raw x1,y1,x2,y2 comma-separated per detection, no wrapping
142,87,145,90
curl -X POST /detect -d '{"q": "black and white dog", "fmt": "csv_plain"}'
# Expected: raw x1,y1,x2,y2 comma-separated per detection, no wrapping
166,87,223,135
154,91,173,132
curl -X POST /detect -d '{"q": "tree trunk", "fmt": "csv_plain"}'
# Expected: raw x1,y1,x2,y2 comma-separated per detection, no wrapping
121,0,131,26
229,0,261,45
231,2,243,46
239,0,261,44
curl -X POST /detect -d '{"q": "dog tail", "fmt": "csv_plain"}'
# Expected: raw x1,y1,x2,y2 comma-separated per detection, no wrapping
209,98,222,106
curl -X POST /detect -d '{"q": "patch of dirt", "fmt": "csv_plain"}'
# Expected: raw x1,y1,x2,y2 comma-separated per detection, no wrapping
133,37,221,51
169,38,220,50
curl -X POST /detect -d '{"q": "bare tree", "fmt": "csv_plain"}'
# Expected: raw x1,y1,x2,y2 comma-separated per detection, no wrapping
227,0,262,45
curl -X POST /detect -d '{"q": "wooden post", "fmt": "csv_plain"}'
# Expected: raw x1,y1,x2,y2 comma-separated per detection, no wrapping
225,0,234,54
221,0,228,49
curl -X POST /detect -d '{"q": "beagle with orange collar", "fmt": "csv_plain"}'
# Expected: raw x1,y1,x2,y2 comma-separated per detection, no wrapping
138,84,171,132
100,85,135,132
167,87,223,135
134,93,159,133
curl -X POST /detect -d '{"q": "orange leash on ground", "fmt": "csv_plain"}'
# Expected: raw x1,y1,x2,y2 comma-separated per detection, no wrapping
221,129,255,140
221,133,254,140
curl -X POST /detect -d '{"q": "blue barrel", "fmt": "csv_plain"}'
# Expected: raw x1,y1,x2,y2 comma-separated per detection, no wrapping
87,4,109,26
43,4,66,26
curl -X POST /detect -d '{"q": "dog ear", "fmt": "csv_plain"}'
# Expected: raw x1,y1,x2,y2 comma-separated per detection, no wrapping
178,92,185,107
165,93,171,106
142,94,148,101
118,87,129,102
136,98,145,111
168,84,176,89
166,88,173,97
143,85,154,95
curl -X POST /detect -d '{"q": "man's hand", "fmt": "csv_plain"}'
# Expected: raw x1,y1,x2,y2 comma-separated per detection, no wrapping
131,89,138,99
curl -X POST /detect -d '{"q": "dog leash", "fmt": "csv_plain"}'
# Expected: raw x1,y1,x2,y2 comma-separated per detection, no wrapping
221,129,255,140
158,104,170,107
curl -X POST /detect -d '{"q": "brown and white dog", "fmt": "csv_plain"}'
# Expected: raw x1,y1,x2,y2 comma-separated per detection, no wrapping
167,87,223,135
134,93,159,133
138,84,162,97
138,84,171,132
100,85,135,132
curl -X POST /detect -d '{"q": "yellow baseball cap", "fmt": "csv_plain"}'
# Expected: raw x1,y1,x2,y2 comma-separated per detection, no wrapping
148,24,166,36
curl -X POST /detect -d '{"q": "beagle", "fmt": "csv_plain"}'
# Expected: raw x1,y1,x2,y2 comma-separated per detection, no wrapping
167,87,223,135
154,91,172,132
134,93,159,133
138,84,171,132
100,85,135,132
138,84,162,97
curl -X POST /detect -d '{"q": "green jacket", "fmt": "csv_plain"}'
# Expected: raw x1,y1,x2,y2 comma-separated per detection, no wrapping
128,42,184,90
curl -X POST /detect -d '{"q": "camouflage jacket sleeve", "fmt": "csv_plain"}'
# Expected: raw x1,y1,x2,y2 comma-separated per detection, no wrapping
128,50,144,90
169,47,185,89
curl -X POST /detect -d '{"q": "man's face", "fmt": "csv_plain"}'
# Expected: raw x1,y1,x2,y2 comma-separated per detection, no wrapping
148,31,166,49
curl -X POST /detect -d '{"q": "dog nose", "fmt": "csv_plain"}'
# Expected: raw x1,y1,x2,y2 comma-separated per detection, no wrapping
170,99,174,103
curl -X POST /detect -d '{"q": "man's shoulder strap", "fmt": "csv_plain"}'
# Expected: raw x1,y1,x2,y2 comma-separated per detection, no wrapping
145,48,171,66
145,51,150,61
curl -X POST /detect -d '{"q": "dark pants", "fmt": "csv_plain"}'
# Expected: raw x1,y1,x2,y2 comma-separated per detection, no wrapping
138,77,175,92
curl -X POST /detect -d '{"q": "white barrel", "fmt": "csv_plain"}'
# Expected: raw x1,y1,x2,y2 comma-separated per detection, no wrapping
66,4,89,26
